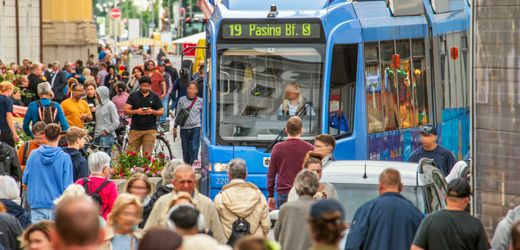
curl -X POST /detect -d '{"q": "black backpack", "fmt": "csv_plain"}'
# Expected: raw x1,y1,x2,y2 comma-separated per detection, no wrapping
82,178,111,215
227,217,251,246
35,100,58,124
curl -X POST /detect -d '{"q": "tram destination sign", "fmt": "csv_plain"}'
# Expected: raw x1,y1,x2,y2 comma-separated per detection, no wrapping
222,22,321,40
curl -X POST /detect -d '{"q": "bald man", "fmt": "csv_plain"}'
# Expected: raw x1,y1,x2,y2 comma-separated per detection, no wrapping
345,168,424,250
52,197,105,250
144,165,226,244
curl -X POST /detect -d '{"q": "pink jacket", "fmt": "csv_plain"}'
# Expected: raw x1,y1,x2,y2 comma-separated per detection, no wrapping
75,176,118,220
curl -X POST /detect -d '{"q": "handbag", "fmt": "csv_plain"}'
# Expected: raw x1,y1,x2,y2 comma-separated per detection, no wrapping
174,97,198,127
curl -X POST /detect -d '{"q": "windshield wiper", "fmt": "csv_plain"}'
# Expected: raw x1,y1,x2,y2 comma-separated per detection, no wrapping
264,102,312,153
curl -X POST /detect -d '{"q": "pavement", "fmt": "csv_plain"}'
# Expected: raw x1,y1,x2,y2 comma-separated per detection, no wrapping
162,117,183,161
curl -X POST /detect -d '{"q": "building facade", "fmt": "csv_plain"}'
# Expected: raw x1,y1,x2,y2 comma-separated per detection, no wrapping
42,0,97,64
474,0,520,234
0,0,41,64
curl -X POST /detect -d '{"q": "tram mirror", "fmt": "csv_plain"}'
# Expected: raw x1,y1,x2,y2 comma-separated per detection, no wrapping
180,60,193,87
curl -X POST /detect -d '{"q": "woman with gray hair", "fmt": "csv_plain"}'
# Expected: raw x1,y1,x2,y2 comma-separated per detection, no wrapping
0,175,31,228
75,151,118,220
274,169,319,250
22,81,70,137
141,159,184,227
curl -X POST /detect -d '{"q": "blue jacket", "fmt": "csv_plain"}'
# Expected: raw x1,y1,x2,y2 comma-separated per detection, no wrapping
23,98,69,137
62,147,89,182
22,145,73,209
0,199,30,228
345,192,424,250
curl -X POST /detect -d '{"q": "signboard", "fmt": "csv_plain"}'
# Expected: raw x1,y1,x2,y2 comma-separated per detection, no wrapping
97,17,106,36
222,22,321,40
128,19,140,39
111,8,121,19
128,54,144,74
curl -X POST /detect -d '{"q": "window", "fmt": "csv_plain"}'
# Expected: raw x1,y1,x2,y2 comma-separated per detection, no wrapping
333,183,426,223
329,45,357,137
365,43,384,133
460,33,469,108
441,36,450,109
216,46,323,147
381,42,399,131
395,40,415,128
412,40,430,125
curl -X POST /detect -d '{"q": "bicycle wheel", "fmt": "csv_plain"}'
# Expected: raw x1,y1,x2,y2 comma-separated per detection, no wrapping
153,136,173,160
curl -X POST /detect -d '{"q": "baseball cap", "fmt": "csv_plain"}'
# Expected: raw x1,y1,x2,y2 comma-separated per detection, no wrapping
309,200,345,221
419,124,437,135
447,178,471,198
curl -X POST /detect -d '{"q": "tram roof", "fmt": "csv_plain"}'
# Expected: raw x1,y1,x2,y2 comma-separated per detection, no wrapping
212,0,468,41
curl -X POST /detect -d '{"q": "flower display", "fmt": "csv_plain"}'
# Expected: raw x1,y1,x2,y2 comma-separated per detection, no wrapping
112,150,169,179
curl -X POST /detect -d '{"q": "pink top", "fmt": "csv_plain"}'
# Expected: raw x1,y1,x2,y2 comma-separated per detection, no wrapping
112,92,129,117
75,176,118,220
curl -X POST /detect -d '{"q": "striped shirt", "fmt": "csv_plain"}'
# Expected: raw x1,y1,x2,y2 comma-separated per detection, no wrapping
175,96,203,129
96,69,108,87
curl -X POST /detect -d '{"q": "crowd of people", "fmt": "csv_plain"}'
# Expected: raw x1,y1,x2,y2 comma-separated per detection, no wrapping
0,47,518,250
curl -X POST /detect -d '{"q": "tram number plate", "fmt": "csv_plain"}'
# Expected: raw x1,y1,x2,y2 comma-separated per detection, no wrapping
222,23,321,39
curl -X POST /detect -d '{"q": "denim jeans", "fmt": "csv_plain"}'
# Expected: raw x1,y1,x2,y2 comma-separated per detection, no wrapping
160,95,169,123
180,127,201,164
31,208,54,223
95,135,114,157
277,193,289,209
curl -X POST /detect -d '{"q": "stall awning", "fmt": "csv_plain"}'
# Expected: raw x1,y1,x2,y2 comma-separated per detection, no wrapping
172,32,205,44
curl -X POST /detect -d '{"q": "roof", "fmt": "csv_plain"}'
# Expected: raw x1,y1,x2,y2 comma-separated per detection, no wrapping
352,1,427,41
321,160,427,186
221,0,330,11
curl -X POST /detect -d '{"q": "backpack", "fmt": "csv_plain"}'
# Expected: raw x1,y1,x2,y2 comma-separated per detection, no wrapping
82,178,111,215
227,217,251,246
35,100,58,124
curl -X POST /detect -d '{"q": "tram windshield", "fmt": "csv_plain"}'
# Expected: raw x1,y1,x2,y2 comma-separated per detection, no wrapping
216,46,323,147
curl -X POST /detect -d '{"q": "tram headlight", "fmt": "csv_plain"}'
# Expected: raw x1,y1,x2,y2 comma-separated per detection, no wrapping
213,163,229,172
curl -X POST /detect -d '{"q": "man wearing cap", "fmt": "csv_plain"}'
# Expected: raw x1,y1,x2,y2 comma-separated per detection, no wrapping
411,178,490,250
345,168,424,250
408,124,456,176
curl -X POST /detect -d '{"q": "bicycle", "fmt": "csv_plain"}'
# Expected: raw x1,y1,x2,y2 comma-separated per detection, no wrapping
114,117,173,161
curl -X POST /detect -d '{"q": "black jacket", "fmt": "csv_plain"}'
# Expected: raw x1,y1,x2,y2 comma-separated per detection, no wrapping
62,147,89,182
0,212,22,250
1,199,30,228
140,185,173,228
45,70,68,101
0,142,21,181
165,66,179,83
28,73,45,101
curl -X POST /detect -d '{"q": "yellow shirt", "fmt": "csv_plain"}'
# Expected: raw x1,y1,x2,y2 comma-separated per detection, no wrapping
60,98,91,128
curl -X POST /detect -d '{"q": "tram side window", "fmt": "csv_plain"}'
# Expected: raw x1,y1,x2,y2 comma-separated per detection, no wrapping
365,43,384,133
381,42,399,131
329,44,357,137
395,40,416,129
412,40,430,125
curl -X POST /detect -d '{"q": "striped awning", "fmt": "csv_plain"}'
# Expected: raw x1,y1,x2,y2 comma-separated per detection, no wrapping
115,38,166,47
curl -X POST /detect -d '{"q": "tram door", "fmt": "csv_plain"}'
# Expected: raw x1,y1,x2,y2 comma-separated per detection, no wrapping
328,44,358,160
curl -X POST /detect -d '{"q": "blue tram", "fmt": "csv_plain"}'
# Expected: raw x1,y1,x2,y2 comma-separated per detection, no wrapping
200,0,470,198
